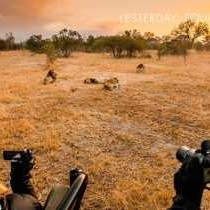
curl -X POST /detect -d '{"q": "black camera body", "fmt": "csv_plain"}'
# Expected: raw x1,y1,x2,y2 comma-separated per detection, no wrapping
176,140,210,184
3,151,27,160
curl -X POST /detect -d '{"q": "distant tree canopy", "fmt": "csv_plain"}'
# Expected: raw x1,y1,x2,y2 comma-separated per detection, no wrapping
0,39,7,50
52,29,83,57
1,20,210,62
93,30,147,58
25,29,83,58
157,20,210,63
158,38,188,63
84,35,95,52
143,32,160,49
172,20,209,47
26,35,44,53
0,33,19,50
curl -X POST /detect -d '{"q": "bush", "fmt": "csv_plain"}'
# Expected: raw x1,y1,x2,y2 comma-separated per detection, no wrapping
0,39,6,50
84,35,95,52
52,29,83,58
194,42,204,51
0,33,17,51
194,41,210,51
157,39,188,63
43,40,57,65
93,33,146,58
26,35,44,53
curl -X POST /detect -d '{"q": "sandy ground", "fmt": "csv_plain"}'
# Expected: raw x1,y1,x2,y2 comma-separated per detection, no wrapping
0,50,210,209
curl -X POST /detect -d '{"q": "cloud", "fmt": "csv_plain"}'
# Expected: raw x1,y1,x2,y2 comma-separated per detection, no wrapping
0,0,51,17
1,0,209,40
0,0,72,30
0,0,121,36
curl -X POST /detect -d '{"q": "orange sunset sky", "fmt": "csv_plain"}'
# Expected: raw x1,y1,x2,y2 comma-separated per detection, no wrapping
0,0,210,40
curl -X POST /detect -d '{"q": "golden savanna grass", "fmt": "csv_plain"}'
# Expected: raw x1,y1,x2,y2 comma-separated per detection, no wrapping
0,50,210,209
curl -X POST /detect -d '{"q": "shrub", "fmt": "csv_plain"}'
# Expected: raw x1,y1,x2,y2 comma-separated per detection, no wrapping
52,29,83,58
43,40,57,65
26,35,44,53
157,39,188,63
0,39,6,50
93,33,146,58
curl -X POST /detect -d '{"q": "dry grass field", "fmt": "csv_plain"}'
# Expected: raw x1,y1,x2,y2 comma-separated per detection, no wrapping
0,50,210,209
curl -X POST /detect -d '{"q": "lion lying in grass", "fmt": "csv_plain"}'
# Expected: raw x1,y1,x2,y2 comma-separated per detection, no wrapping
84,77,120,91
103,77,120,91
43,70,57,85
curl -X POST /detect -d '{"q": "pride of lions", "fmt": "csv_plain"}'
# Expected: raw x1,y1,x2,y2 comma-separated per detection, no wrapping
43,63,145,91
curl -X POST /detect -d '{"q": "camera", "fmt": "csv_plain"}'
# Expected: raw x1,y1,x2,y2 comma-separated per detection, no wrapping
176,140,210,184
3,151,27,160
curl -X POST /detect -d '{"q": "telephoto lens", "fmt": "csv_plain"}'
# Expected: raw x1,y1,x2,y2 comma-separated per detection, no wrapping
176,140,210,184
176,146,196,163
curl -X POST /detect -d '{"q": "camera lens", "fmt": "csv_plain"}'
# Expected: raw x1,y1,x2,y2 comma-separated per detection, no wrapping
176,146,196,162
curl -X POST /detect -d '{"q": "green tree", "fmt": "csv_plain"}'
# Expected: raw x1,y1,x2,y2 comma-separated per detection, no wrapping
144,32,155,40
93,31,146,58
122,29,147,57
158,38,188,64
84,35,95,52
52,29,83,57
26,35,44,53
122,36,145,57
0,39,6,50
93,36,123,58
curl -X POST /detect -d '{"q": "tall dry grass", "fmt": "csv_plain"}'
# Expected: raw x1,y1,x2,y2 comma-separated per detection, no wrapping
0,50,210,209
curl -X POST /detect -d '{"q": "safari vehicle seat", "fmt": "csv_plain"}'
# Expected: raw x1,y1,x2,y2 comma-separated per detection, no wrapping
44,169,88,210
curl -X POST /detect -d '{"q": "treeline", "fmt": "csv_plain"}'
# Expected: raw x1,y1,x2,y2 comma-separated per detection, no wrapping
0,33,23,50
1,20,210,61
25,29,83,57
